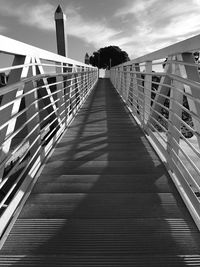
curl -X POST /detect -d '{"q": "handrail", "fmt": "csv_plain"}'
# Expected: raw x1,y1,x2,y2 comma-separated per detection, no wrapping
0,35,88,66
0,34,98,236
120,33,200,65
110,34,200,230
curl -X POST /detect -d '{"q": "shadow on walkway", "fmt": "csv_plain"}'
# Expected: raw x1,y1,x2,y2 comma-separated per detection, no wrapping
0,79,200,266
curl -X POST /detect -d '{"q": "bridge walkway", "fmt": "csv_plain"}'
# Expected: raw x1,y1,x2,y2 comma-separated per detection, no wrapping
0,79,200,266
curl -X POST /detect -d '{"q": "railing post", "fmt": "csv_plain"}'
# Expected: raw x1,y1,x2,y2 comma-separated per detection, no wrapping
24,79,43,166
0,55,31,182
117,67,120,92
122,66,127,100
167,78,182,161
178,53,200,148
135,63,144,124
126,65,131,103
86,67,89,91
120,66,123,96
149,57,172,127
55,63,67,127
114,68,117,88
114,68,117,87
166,56,182,158
131,64,138,115
80,66,85,102
127,64,133,108
144,61,152,129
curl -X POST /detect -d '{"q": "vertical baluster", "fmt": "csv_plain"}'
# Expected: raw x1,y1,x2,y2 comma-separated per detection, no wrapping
55,62,66,128
126,65,131,103
135,63,143,124
80,66,84,104
122,66,126,100
87,66,89,94
178,53,200,148
144,61,152,130
68,65,74,120
131,64,138,115
118,67,121,94
0,55,31,182
119,66,124,96
116,67,119,92
167,58,183,160
114,68,117,88
24,80,43,175
127,65,133,108
149,56,172,128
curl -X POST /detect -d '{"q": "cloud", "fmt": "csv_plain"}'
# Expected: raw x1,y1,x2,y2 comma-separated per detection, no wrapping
0,25,6,33
114,0,200,58
0,1,54,30
115,0,157,17
65,5,121,48
1,0,200,60
0,1,123,50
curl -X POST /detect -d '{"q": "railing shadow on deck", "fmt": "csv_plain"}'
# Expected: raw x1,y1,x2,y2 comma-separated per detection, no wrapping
2,79,198,266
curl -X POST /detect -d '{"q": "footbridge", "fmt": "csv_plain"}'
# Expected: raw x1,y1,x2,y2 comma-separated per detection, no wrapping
0,33,200,266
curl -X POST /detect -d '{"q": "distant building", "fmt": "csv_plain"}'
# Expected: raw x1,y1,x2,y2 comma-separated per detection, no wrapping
85,53,90,65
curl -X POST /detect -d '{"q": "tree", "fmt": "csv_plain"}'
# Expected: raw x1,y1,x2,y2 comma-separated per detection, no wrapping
89,46,130,69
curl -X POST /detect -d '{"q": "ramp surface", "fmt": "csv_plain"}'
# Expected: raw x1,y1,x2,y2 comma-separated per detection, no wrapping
1,79,200,266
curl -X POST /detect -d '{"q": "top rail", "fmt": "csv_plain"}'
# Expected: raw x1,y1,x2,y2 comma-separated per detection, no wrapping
0,35,89,67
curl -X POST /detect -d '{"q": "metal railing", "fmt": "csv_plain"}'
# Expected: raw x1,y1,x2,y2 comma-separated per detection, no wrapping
0,35,98,236
110,34,200,229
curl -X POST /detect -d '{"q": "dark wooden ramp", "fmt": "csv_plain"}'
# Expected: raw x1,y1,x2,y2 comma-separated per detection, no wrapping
1,79,200,266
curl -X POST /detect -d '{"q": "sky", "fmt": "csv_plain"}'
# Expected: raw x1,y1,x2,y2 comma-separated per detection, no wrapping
0,0,200,64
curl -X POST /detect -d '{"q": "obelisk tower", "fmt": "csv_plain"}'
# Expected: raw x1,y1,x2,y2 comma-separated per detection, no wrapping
85,53,90,64
54,5,68,57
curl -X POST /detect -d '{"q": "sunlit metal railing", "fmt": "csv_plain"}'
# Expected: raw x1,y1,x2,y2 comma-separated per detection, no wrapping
0,35,98,235
110,34,200,229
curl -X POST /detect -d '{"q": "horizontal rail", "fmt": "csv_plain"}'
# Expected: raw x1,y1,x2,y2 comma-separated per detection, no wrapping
110,34,200,229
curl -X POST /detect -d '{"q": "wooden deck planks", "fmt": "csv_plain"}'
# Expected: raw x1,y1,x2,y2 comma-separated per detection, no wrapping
0,79,200,266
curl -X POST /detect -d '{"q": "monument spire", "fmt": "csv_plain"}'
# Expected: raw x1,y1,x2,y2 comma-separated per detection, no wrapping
54,5,68,57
